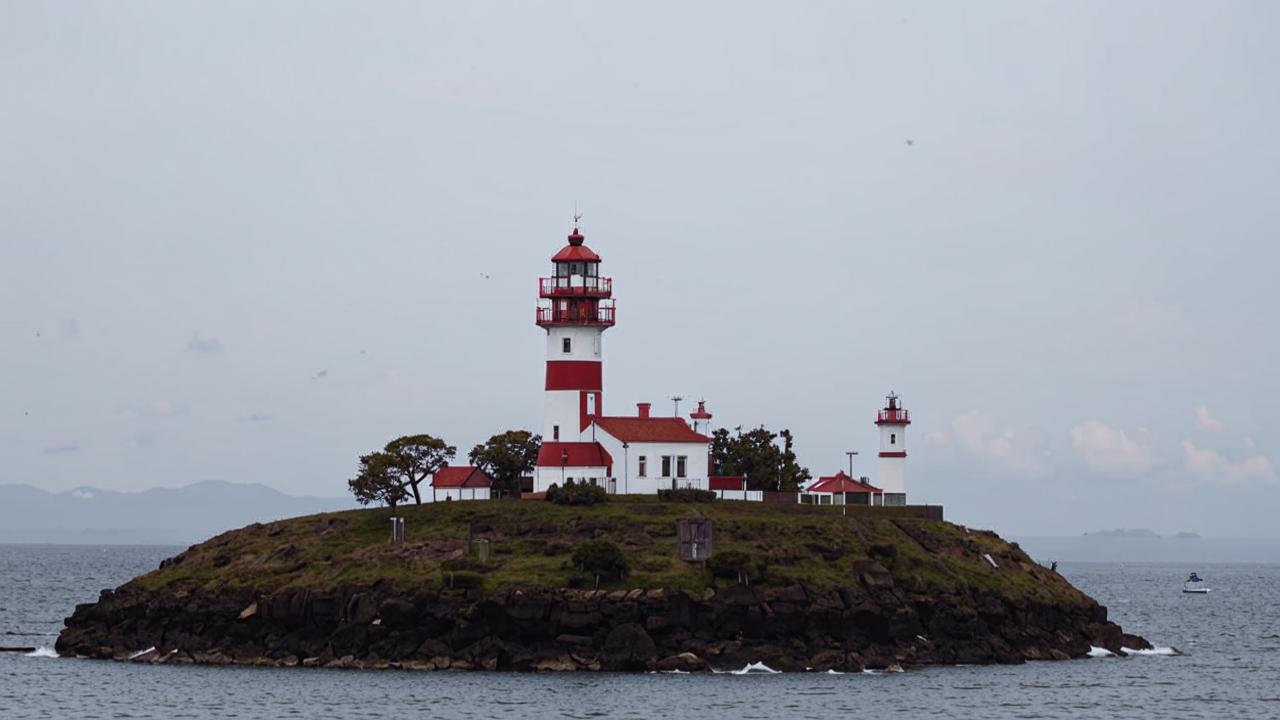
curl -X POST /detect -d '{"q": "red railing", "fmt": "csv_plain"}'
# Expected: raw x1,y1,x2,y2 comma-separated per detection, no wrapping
876,409,910,424
539,276,612,298
536,305,616,326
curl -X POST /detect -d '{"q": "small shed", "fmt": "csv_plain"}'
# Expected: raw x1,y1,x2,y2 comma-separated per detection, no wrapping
431,466,494,502
799,471,884,506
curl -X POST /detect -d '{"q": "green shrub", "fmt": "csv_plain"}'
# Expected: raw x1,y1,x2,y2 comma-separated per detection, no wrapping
706,550,756,580
657,488,717,503
571,540,629,581
546,479,608,506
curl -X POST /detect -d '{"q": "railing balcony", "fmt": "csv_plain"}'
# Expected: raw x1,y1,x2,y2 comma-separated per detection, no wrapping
536,304,616,327
539,276,612,298
876,409,911,424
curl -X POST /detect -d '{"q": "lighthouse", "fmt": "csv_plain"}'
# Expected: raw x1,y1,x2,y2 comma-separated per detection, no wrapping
875,392,910,506
532,223,617,492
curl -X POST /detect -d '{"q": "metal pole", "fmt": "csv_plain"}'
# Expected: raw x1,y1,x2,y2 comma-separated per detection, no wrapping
846,450,859,477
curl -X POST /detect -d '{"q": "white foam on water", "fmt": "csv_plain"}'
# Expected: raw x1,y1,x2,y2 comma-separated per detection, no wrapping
825,669,845,674
1088,646,1115,657
24,647,58,658
128,646,157,660
1124,646,1178,656
730,661,780,674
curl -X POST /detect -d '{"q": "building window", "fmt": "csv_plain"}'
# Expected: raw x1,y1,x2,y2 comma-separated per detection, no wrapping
586,392,597,416
638,456,647,477
562,337,572,353
676,456,687,478
661,456,672,477
890,433,896,445
553,425,560,441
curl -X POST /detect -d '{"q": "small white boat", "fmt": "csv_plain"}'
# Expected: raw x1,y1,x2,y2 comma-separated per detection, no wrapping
1182,572,1211,594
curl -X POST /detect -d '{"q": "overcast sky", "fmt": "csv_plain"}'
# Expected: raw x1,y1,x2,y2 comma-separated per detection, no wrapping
3,1,1277,537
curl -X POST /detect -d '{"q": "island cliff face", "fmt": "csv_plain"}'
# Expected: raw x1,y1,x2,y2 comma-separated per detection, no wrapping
57,501,1149,672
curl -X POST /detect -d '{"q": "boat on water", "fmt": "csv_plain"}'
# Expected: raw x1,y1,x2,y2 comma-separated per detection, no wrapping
1183,572,1211,594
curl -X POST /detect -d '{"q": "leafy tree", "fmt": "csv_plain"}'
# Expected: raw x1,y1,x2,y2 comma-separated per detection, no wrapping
468,430,540,499
383,434,456,504
710,425,812,492
347,452,409,510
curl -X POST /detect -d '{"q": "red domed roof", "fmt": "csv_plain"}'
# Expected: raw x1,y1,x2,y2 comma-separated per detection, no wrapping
551,227,601,262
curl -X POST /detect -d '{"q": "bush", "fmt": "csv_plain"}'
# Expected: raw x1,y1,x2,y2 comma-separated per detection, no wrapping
706,550,759,582
571,540,629,581
657,488,717,503
442,570,484,590
546,479,608,506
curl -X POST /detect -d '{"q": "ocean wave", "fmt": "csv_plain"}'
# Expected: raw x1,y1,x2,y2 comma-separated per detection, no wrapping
24,647,58,658
1124,646,1179,656
1088,646,1115,657
727,661,780,674
128,646,157,660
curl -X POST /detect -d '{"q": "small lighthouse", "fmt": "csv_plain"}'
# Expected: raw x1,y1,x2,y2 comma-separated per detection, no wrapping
532,223,617,492
875,392,910,506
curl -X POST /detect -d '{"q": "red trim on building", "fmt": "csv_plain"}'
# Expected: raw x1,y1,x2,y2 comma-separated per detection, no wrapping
432,466,493,489
709,475,745,491
592,417,711,443
878,451,907,458
545,361,603,391
579,390,602,432
536,442,614,471
875,409,911,425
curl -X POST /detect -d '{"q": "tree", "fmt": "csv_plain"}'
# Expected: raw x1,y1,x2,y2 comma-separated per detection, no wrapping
383,434,456,504
710,425,812,492
468,430,541,499
347,452,409,510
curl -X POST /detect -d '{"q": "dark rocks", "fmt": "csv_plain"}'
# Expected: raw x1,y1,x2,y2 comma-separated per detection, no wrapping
56,578,1148,672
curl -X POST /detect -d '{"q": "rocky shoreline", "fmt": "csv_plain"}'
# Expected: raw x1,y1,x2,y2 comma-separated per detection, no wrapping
57,558,1149,672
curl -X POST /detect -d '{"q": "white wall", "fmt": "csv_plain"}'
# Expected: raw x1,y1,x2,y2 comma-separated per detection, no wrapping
878,457,906,495
593,427,709,495
879,423,907,454
545,325,604,363
543,389,585,441
428,487,491,502
533,465,610,493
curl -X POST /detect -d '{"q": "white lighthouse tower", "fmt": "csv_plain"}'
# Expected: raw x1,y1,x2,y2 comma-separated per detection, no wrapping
532,223,617,492
875,392,910,506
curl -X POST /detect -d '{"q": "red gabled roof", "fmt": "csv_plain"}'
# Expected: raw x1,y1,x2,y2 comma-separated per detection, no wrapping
709,475,745,491
536,441,614,469
805,471,883,495
593,417,710,444
432,466,492,488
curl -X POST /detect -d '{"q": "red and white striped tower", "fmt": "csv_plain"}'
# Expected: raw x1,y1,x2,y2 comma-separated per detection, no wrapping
535,224,616,444
875,392,910,506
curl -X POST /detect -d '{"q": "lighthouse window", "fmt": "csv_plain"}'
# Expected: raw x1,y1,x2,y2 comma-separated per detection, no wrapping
553,425,560,441
638,456,647,477
891,433,896,445
676,456,687,478
562,337,572,354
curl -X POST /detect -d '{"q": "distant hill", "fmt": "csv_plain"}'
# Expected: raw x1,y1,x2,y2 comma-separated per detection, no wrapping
0,481,355,545
1083,528,1163,539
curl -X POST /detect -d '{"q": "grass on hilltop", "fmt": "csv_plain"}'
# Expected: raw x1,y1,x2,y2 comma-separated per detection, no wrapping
128,497,1088,606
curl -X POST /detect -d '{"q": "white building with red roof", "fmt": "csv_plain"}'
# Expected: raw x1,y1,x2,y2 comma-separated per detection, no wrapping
587,402,713,494
799,471,885,506
430,466,494,502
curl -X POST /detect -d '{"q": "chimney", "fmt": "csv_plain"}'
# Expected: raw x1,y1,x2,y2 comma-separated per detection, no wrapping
637,402,651,419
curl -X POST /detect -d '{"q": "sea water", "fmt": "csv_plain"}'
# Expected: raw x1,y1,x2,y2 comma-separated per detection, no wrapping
2,544,1278,719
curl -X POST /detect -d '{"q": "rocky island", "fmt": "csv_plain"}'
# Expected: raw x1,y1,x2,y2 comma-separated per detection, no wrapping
57,499,1150,672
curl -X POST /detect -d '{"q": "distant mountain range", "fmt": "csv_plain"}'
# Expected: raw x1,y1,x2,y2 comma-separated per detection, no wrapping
0,481,355,545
